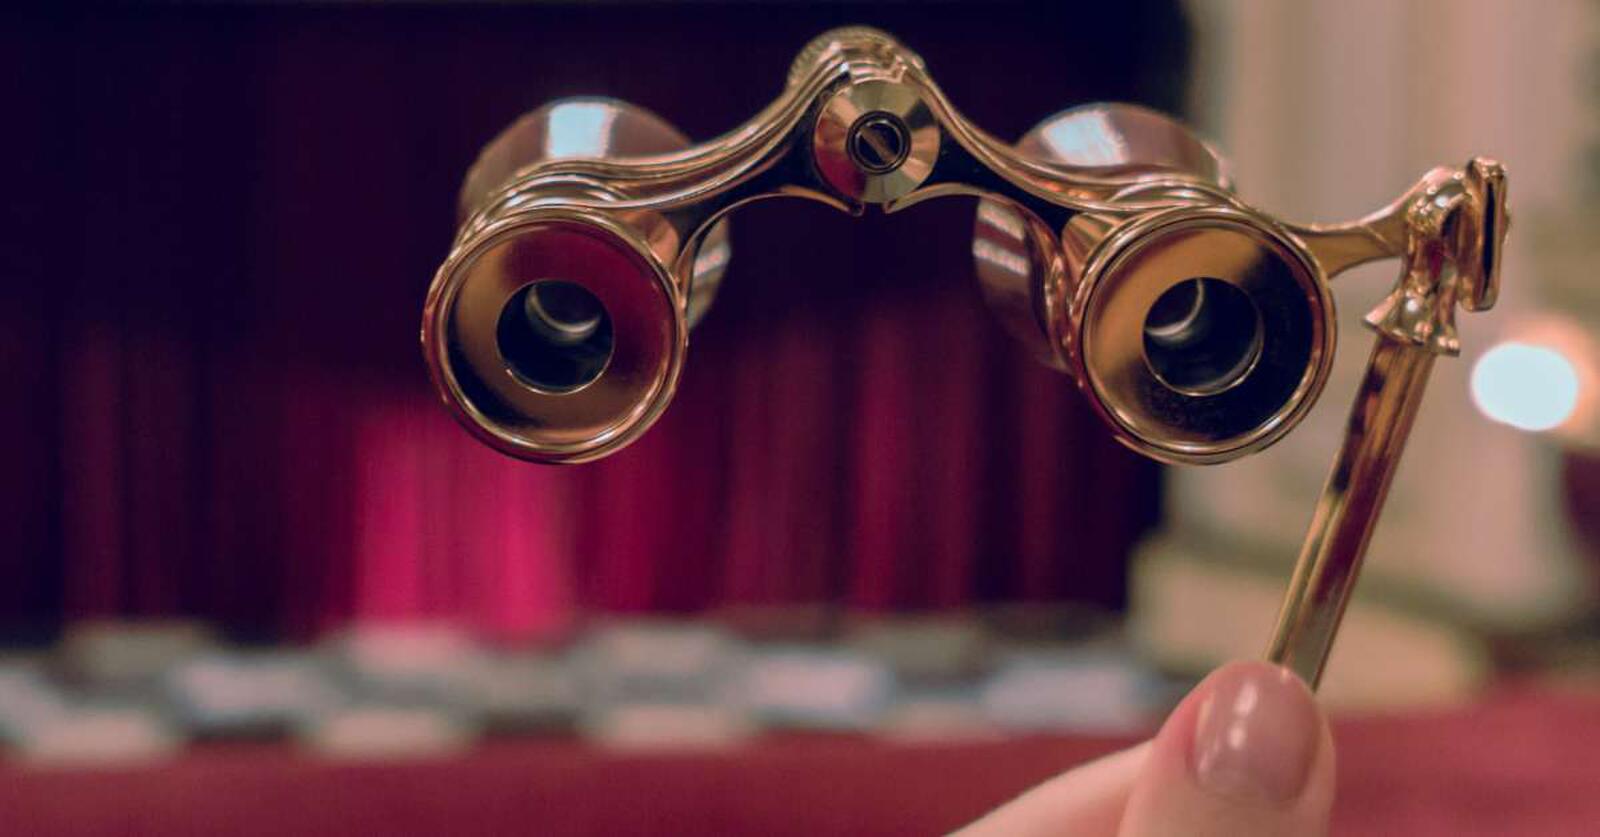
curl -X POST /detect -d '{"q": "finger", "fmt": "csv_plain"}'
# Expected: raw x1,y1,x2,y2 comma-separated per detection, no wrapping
954,742,1149,837
1118,661,1335,837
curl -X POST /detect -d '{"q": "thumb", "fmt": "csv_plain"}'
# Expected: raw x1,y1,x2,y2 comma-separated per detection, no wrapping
1118,661,1335,837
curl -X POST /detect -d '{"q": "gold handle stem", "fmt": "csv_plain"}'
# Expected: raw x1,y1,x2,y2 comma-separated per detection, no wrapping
1265,338,1436,687
1268,158,1506,688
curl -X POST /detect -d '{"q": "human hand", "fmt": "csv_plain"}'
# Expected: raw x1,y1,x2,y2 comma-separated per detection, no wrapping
957,661,1335,836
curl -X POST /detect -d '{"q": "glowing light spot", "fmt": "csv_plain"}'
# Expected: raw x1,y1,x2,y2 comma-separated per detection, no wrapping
972,238,1031,279
544,101,616,158
976,201,1025,240
1040,110,1129,167
1470,341,1580,432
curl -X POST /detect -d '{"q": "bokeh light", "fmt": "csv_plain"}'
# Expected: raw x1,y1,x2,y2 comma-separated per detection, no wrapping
1470,341,1582,432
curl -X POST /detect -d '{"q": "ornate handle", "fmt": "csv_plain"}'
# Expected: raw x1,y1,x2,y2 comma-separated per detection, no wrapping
1265,159,1507,686
421,27,1509,688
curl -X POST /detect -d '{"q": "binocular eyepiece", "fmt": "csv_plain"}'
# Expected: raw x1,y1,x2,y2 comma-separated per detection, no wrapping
425,100,731,463
970,104,1331,464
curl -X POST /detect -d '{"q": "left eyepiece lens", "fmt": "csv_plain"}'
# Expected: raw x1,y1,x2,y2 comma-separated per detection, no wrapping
496,280,614,393
1142,277,1264,397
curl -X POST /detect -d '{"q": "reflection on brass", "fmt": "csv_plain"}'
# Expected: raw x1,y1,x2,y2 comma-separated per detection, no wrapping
421,28,1509,688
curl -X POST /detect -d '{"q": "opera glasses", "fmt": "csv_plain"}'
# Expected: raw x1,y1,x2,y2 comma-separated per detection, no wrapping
422,28,1508,688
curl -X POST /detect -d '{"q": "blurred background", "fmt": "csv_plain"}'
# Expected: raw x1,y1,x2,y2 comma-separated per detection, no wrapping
3,0,1600,834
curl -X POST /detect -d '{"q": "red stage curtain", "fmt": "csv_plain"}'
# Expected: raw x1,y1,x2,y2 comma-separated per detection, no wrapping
0,3,1183,640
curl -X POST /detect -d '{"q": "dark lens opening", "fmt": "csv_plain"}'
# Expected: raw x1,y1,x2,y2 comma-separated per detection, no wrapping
496,280,614,393
1142,277,1264,397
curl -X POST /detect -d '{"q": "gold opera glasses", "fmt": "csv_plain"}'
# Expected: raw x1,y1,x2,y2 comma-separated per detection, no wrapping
422,28,1508,689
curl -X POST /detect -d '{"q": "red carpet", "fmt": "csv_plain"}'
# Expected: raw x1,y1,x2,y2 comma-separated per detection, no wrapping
3,684,1595,836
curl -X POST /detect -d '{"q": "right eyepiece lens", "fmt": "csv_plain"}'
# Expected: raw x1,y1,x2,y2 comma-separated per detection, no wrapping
1142,277,1263,397
496,280,614,393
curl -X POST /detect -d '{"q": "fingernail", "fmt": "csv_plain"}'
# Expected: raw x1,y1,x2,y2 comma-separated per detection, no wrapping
1189,662,1320,804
